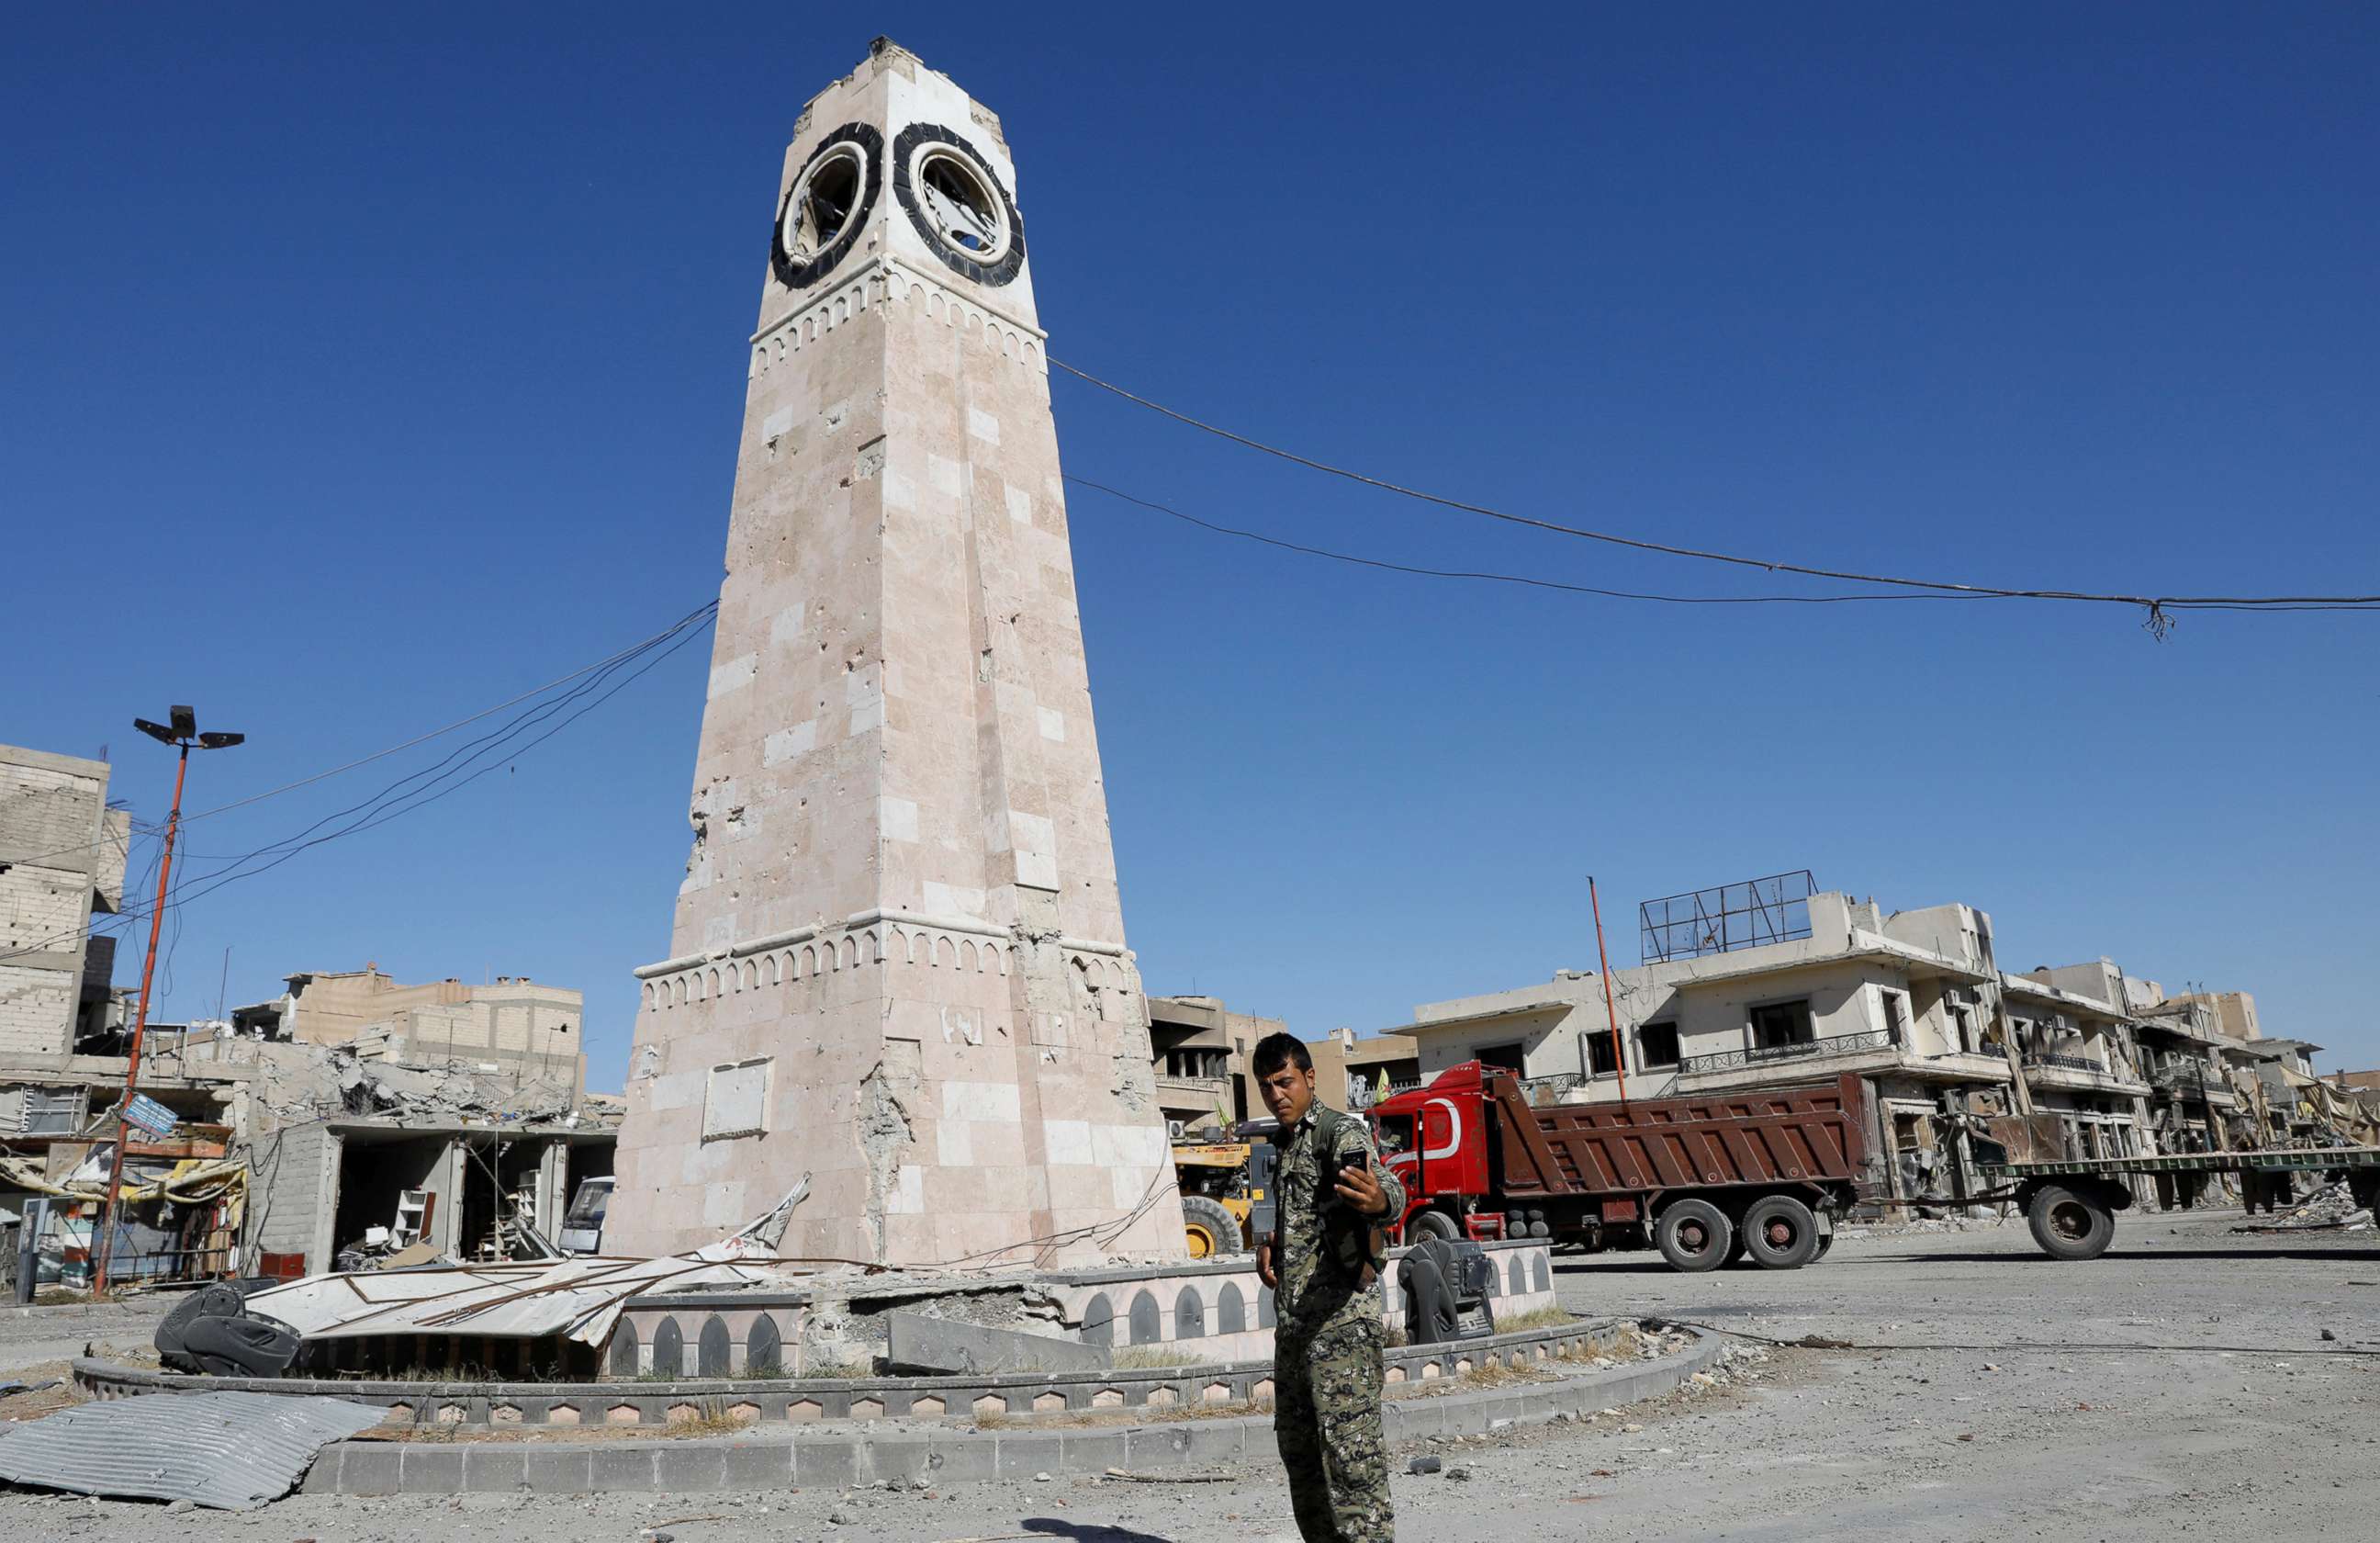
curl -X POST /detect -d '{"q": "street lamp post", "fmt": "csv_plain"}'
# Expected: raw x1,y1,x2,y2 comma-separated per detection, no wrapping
89,705,242,1297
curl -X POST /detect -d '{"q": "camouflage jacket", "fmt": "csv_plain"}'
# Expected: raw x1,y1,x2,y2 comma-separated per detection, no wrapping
1272,1103,1407,1335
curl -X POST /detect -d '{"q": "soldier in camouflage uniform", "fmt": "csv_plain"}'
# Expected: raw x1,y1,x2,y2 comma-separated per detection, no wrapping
1254,1031,1407,1543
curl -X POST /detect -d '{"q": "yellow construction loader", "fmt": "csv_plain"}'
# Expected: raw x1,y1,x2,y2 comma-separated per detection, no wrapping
1171,1120,1280,1258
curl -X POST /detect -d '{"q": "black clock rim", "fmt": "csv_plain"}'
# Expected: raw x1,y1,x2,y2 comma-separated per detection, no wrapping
772,122,885,291
890,122,1027,287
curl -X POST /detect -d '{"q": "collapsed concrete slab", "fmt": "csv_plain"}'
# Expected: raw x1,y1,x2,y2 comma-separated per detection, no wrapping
884,1310,1111,1375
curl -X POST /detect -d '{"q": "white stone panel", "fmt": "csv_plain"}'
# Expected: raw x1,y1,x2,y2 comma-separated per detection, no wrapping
879,796,919,843
967,407,1001,445
1043,1119,1094,1166
763,720,816,766
1036,706,1065,742
941,1081,1022,1123
1005,483,1032,525
702,1181,751,1228
707,653,758,699
927,454,963,497
919,882,986,918
647,1070,704,1113
1007,809,1059,890
769,603,808,645
937,1121,972,1166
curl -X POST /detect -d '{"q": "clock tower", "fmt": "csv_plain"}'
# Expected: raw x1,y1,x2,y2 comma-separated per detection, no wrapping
606,40,1186,1267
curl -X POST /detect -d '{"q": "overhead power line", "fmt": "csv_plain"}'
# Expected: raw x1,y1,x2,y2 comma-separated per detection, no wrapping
1050,357,2380,634
1,603,720,874
0,602,719,968
1065,477,2014,607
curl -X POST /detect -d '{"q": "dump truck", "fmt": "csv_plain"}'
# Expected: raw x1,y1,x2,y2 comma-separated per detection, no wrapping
1366,1061,1869,1271
1970,1138,2380,1260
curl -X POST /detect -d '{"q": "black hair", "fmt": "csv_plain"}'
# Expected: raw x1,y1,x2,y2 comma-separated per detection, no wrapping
1251,1031,1312,1079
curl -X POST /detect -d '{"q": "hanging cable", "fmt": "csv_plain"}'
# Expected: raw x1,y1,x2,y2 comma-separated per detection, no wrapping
1066,476,2014,606
0,603,717,967
1050,357,2380,630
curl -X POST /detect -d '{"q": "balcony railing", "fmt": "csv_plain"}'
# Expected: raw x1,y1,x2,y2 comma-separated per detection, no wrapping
1347,1078,1420,1111
1678,1028,1894,1076
2023,1052,2108,1075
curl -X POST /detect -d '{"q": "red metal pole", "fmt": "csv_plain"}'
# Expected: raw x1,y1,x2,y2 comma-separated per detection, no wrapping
1589,875,1628,1106
91,742,189,1297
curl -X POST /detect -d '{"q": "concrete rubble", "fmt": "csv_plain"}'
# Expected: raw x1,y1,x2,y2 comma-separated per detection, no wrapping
2231,1177,2374,1233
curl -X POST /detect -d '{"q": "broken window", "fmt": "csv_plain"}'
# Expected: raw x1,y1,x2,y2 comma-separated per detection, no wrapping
783,144,863,264
25,1087,84,1136
1637,1022,1680,1069
1881,990,1910,1046
1585,1034,1619,1076
702,1057,773,1142
916,151,1005,257
1476,1042,1526,1074
1749,999,1813,1052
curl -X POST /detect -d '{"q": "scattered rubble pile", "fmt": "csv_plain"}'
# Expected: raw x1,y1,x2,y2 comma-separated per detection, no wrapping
220,1039,588,1131
2234,1178,2374,1233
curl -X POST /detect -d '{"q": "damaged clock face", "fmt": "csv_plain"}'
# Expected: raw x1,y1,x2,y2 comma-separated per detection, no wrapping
892,123,1026,287
772,122,883,289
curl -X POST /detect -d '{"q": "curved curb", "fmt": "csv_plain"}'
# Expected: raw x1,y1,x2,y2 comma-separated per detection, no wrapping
279,1330,1726,1498
73,1315,1618,1429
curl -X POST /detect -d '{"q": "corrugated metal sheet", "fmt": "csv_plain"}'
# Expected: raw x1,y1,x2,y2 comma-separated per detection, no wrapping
0,1391,384,1510
241,1252,779,1346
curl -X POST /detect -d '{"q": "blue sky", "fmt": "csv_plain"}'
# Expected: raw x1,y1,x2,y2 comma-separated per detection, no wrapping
6,6,2374,1082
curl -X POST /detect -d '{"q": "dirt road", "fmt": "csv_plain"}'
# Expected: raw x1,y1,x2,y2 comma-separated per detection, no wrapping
4,1206,2375,1539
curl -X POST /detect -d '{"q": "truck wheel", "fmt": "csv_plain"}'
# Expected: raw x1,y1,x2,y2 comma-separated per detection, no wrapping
1813,1231,1836,1260
1526,1210,1551,1239
2026,1185,2114,1260
1401,1249,1461,1345
1409,1209,1461,1245
1742,1196,1822,1269
1654,1199,1734,1273
1182,1195,1241,1259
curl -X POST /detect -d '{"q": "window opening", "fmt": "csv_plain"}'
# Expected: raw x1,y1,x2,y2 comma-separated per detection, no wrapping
1749,1000,1813,1051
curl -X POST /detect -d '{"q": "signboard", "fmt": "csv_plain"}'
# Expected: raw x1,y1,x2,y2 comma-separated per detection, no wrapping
121,1094,180,1140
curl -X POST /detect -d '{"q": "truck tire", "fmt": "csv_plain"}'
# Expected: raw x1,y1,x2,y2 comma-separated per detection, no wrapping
1181,1195,1241,1259
1813,1230,1836,1260
1742,1196,1822,1269
2026,1184,2114,1261
1654,1198,1734,1273
1525,1210,1551,1239
1409,1209,1461,1245
1401,1248,1462,1345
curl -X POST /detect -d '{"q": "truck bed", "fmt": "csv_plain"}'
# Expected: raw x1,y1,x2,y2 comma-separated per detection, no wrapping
1486,1070,1867,1197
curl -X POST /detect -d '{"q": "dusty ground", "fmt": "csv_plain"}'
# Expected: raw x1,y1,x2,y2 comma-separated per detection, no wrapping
4,1205,2377,1539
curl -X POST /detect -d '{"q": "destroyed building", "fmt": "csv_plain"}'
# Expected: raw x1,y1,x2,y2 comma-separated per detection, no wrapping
1,741,132,1059
1,946,615,1291
228,964,583,1089
186,1008,615,1278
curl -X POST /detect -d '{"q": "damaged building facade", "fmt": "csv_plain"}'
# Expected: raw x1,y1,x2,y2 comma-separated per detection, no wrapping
187,967,614,1276
0,742,131,1058
1,946,614,1291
